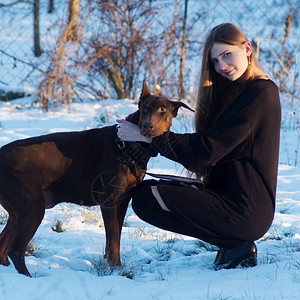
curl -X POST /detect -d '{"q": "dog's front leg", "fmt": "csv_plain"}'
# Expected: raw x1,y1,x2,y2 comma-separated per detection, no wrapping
101,203,122,266
100,192,131,266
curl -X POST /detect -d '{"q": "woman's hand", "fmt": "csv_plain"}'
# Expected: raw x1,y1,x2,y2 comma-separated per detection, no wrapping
116,119,152,143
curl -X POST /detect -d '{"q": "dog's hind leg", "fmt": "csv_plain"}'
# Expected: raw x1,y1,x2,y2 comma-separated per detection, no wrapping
6,182,45,277
0,200,18,267
8,205,45,277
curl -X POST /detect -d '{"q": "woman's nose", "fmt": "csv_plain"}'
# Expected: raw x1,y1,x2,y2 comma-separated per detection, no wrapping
219,59,228,70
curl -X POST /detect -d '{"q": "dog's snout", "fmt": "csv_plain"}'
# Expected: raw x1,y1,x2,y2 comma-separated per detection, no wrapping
143,122,154,130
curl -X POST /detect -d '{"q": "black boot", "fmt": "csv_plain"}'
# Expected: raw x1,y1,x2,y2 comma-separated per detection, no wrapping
213,241,257,270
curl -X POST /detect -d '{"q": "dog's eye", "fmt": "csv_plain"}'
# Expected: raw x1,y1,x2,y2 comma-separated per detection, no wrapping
159,106,167,113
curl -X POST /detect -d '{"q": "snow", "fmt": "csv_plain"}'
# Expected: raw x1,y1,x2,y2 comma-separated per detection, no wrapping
1,96,300,300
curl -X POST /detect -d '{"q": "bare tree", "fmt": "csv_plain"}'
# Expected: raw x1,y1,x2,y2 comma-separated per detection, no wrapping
48,0,54,13
33,0,42,57
275,9,293,91
38,4,95,111
86,0,162,99
148,0,180,95
67,0,80,41
37,0,203,109
179,0,188,99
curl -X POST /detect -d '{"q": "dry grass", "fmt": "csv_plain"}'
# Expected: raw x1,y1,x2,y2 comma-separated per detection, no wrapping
51,219,66,233
90,256,135,279
0,209,8,225
25,240,40,257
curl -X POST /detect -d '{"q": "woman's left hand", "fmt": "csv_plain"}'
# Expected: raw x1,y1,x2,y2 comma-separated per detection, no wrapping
117,119,152,143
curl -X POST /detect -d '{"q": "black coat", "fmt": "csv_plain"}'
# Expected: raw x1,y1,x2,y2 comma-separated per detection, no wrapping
151,79,281,244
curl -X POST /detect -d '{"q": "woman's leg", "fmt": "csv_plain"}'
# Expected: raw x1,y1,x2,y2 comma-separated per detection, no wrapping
132,183,257,269
132,184,246,248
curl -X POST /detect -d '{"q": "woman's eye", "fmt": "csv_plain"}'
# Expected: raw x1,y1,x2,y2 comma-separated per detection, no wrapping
211,59,218,64
224,52,231,58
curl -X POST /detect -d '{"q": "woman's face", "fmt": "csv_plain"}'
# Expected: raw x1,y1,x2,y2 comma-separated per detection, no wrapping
210,42,252,81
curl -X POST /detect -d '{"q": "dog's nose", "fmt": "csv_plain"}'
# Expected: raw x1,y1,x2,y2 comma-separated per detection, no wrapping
144,122,154,130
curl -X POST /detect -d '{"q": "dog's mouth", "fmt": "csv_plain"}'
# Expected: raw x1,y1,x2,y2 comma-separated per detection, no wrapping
140,128,163,139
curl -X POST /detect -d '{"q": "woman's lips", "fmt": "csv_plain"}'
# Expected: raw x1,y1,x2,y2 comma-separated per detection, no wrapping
225,69,234,76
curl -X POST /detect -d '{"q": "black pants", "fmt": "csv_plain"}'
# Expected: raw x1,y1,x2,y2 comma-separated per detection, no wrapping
131,180,253,249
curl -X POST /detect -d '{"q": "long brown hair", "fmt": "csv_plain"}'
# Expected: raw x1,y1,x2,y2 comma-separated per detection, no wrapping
194,23,264,181
195,23,263,133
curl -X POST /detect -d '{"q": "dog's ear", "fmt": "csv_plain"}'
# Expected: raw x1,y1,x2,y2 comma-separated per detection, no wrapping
171,101,194,117
140,79,151,99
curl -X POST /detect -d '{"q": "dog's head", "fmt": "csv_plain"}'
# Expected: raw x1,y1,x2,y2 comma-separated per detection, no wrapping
126,80,194,138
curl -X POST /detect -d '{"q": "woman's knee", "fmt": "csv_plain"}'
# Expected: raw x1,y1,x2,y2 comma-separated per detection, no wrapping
131,185,161,220
131,188,144,216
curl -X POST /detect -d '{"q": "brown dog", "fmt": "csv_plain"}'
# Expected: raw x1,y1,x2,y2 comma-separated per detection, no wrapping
0,80,193,276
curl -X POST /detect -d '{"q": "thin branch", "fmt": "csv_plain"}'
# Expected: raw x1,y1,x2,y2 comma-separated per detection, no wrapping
261,37,290,75
0,1,31,8
0,50,44,72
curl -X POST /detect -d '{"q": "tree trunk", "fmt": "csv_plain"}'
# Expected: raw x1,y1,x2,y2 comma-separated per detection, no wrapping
48,0,54,13
67,0,80,41
179,0,188,99
108,68,126,99
33,0,42,57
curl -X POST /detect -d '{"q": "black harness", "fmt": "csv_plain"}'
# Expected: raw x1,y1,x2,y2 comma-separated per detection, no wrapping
115,135,157,184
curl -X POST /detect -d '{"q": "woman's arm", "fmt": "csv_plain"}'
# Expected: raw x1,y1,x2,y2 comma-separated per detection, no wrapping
116,112,251,170
151,113,252,170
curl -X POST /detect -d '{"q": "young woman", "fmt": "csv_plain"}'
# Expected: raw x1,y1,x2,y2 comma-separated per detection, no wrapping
117,23,281,269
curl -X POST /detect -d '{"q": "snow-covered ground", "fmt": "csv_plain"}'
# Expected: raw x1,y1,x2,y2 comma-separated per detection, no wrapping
0,97,300,300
